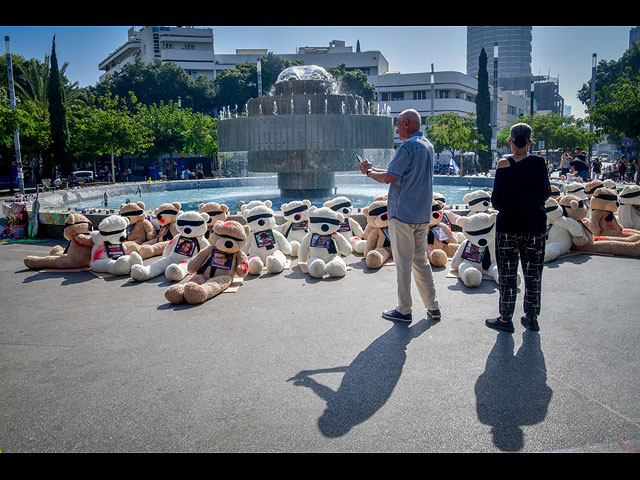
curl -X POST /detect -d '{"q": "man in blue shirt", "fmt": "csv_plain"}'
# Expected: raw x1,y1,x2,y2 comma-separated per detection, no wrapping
360,109,441,323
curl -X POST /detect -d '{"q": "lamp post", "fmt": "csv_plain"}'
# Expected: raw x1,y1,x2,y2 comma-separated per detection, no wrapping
4,36,24,195
530,79,535,116
589,53,597,162
257,59,263,98
492,42,499,151
430,63,435,119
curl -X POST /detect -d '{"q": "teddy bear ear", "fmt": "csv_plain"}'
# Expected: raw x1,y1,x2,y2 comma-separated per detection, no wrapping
242,208,249,219
120,203,126,210
200,212,210,223
221,204,229,213
265,200,273,208
570,199,579,210
137,201,145,209
244,224,251,237
303,200,311,207
198,203,204,211
280,203,288,211
363,207,369,216
337,212,345,223
173,202,181,210
309,206,317,213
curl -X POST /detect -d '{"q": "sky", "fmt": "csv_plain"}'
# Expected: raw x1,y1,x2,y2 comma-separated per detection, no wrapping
1,25,635,119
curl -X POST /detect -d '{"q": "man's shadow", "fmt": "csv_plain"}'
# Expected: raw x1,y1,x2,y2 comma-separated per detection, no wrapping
287,318,437,438
474,330,553,451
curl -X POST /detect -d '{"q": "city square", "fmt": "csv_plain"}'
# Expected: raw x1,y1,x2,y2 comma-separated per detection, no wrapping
2,26,640,453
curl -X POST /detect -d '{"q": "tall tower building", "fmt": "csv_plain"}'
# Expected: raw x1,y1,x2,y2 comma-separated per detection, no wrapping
466,26,533,92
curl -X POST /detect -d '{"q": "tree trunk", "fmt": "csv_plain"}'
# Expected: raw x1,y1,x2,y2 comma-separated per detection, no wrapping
110,141,115,184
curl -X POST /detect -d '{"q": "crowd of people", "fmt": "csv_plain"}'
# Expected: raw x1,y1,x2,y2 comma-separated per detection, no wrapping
559,149,638,184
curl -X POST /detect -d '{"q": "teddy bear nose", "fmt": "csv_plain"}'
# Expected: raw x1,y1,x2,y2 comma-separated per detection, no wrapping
258,219,265,226
381,214,388,221
478,238,487,246
224,240,233,249
433,212,440,219
119,236,126,243
294,214,301,221
184,227,192,234
321,224,329,232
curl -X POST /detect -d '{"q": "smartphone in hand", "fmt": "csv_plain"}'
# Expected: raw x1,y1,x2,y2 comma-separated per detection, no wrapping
356,155,363,163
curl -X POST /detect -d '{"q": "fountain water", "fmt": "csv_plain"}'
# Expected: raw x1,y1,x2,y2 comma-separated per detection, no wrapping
217,65,394,198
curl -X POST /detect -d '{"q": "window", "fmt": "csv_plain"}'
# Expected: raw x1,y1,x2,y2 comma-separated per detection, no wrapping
381,92,390,101
439,90,449,99
391,92,404,101
183,44,195,50
413,90,427,100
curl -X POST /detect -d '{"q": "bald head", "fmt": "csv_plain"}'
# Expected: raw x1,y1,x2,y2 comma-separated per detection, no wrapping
396,109,421,140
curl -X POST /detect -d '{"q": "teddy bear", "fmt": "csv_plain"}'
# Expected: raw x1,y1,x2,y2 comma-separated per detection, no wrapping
559,194,640,257
618,185,640,231
427,200,460,267
584,179,604,199
124,202,181,259
543,197,586,262
322,196,366,254
463,189,494,215
361,197,393,269
297,206,353,278
198,202,229,241
279,199,311,257
241,200,291,275
451,212,500,287
23,213,94,270
549,184,562,199
564,182,587,200
585,188,640,238
165,220,250,305
119,201,156,244
130,210,210,282
90,215,143,275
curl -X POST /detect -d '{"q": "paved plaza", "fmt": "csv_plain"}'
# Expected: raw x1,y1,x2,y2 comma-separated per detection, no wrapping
1,238,639,453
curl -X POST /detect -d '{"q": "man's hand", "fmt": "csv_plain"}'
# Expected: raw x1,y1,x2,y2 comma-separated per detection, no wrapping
359,158,373,174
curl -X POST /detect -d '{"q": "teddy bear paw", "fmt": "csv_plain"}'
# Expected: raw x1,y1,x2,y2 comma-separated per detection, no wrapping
183,282,209,304
165,284,186,304
429,249,448,268
165,263,186,282
130,264,149,281
266,255,285,274
307,259,326,278
461,268,483,287
325,259,347,277
248,256,264,275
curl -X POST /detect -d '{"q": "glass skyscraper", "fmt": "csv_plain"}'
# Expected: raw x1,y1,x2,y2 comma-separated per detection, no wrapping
466,26,533,92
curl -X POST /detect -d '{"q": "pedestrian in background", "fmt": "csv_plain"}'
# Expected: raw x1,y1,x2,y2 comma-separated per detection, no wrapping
359,109,441,324
486,123,551,333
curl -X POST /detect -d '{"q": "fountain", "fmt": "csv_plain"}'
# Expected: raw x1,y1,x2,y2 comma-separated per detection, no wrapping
217,65,394,198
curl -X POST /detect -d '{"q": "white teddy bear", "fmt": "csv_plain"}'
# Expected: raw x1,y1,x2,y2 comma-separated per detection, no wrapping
322,196,366,254
130,210,210,282
564,182,587,200
543,197,585,262
451,212,502,287
242,201,292,275
90,215,143,275
279,199,311,257
298,206,353,278
618,185,640,230
463,189,494,215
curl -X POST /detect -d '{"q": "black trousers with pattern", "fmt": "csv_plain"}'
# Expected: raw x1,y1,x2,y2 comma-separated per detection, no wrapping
496,231,546,320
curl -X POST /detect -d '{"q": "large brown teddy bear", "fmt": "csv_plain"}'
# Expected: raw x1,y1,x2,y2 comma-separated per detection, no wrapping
559,194,640,257
165,220,250,305
125,202,181,258
120,201,156,245
585,188,640,238
362,197,392,269
23,213,94,270
427,200,460,267
198,202,229,241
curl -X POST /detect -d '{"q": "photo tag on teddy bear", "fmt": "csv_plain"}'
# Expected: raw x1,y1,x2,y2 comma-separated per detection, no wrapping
461,242,485,263
431,225,452,242
441,213,452,227
292,221,308,231
337,221,351,233
106,244,125,259
310,233,332,248
126,224,134,238
209,249,233,270
255,230,276,248
174,237,197,257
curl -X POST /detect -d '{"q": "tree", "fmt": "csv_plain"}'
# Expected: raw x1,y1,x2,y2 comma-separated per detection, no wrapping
46,36,72,178
71,90,152,183
425,112,486,174
475,48,493,172
327,63,377,107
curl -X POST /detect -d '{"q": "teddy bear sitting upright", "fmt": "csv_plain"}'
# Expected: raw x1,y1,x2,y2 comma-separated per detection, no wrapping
198,202,229,241
427,200,460,267
297,206,352,278
322,196,366,254
165,220,250,305
23,213,94,270
90,215,143,275
125,202,181,259
586,188,640,237
543,197,586,262
279,199,311,257
618,185,640,231
361,197,392,269
463,190,493,215
242,200,291,275
130,210,210,282
120,201,156,244
451,212,506,287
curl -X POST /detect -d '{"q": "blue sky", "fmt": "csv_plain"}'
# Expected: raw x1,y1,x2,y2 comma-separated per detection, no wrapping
1,25,634,118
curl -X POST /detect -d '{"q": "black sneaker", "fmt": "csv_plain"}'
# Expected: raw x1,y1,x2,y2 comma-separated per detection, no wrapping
485,316,515,333
427,309,441,321
382,309,412,323
521,315,540,331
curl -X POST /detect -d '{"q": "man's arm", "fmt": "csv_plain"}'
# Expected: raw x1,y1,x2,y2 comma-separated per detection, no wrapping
359,159,397,184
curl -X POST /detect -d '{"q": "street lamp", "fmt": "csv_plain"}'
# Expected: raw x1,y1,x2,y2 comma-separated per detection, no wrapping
430,63,435,120
493,42,499,151
4,36,24,195
589,53,597,161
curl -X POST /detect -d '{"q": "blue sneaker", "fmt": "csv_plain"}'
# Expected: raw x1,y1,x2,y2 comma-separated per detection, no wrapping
427,309,441,321
382,309,412,323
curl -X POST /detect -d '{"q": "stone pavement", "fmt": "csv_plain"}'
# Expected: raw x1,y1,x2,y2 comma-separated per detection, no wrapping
1,239,639,453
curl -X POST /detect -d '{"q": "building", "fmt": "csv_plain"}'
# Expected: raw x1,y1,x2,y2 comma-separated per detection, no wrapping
630,26,640,48
99,26,215,82
532,74,564,116
368,71,478,146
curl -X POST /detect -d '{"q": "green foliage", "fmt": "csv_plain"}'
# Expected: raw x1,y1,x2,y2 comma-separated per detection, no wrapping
47,36,72,177
475,48,493,172
426,112,486,173
327,63,377,106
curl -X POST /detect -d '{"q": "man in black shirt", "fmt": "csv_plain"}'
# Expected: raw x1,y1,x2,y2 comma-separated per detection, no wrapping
571,148,590,181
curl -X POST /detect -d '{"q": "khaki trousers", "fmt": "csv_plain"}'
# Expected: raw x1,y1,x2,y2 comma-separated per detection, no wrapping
388,218,439,315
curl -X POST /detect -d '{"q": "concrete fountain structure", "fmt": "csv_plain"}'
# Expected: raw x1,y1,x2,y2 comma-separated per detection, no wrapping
217,65,394,198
